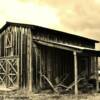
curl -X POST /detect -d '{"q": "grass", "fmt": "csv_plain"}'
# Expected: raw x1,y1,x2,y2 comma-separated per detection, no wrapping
0,89,100,100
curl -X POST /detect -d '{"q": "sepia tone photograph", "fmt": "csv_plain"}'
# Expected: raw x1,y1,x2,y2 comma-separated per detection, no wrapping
0,0,100,100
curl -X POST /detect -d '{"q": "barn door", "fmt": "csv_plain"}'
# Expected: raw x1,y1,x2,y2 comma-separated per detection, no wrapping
0,31,19,90
0,57,19,90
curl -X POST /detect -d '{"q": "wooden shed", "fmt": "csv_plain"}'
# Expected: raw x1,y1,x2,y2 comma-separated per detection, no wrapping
0,22,100,94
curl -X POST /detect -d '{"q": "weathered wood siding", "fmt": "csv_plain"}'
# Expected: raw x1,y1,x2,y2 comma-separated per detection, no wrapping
0,25,32,89
32,28,95,49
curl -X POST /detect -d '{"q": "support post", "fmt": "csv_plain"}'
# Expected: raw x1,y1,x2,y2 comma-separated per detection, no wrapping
73,51,78,96
96,57,99,92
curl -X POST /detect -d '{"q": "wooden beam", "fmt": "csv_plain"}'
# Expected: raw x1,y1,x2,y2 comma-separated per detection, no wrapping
73,51,78,96
33,39,81,52
96,57,99,92
40,73,57,93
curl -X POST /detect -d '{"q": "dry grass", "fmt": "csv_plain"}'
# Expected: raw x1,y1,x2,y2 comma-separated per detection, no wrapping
0,89,100,100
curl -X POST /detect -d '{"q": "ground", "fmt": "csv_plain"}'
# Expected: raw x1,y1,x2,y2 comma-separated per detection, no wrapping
0,89,100,100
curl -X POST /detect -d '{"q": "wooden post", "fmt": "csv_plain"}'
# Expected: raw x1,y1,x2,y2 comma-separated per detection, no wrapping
73,51,78,96
96,57,99,92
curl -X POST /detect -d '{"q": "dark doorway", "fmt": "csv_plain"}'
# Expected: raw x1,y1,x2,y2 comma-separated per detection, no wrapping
33,44,74,89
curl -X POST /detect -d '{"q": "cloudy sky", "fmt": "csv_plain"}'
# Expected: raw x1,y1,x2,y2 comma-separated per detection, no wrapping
0,0,100,42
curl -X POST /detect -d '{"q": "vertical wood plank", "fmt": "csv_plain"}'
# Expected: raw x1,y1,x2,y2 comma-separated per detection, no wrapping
12,28,14,56
17,27,21,87
20,27,23,88
29,29,32,91
35,46,38,89
4,31,6,56
17,27,20,56
47,48,51,81
0,35,1,57
27,28,33,91
15,27,18,55
39,47,42,88
17,57,19,89
96,57,99,92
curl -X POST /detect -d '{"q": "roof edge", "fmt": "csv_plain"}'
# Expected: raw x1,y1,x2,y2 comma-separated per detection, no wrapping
0,21,99,43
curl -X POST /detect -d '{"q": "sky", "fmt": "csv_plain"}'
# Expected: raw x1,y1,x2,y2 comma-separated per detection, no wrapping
0,0,100,43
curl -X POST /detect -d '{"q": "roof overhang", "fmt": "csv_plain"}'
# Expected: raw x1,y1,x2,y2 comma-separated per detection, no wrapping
33,39,100,57
33,39,82,52
82,49,100,57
